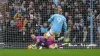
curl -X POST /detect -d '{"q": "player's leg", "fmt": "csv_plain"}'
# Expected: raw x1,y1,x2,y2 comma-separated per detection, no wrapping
54,33,62,43
44,30,54,39
54,33,67,48
42,30,54,46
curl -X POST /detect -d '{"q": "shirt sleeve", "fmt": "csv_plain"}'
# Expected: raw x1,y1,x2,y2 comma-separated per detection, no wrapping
48,14,55,22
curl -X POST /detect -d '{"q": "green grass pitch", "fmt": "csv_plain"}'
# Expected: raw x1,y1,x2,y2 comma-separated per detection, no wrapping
0,49,100,56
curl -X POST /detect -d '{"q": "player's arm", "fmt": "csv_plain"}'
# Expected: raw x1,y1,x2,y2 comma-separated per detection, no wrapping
48,14,55,22
36,39,40,45
63,18,67,33
31,39,40,49
33,38,40,47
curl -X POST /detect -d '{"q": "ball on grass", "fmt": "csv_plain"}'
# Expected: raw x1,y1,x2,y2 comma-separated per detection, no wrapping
28,45,33,49
28,44,37,49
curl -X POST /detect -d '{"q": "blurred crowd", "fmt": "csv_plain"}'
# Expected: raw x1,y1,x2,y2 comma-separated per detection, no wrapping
0,0,100,43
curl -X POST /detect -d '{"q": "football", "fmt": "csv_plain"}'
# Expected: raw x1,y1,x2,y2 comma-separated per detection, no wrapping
28,44,37,49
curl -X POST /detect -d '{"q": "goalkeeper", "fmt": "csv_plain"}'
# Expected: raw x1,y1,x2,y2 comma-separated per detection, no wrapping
30,34,58,49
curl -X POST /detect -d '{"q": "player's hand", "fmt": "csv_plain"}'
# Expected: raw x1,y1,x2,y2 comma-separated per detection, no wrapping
32,44,36,47
31,44,37,49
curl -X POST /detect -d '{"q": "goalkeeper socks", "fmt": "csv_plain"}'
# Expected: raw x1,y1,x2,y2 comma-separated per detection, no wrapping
41,38,47,46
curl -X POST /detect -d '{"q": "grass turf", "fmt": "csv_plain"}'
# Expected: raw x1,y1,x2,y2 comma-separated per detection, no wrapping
0,49,100,56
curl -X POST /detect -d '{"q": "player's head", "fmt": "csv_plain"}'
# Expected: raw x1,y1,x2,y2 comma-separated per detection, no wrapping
31,34,36,40
58,9,63,14
57,5,63,14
